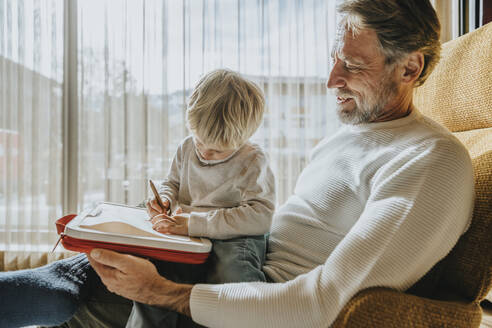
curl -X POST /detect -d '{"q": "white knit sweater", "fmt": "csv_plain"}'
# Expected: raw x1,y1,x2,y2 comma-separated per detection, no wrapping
189,110,475,328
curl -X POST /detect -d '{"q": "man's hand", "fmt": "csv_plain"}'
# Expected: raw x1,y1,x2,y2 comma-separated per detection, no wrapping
87,248,193,316
151,207,189,236
146,198,170,218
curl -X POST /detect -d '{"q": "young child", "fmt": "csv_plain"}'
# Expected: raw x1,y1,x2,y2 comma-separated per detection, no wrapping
126,68,275,327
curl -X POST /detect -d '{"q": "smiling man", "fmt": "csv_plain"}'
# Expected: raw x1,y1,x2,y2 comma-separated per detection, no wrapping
329,29,404,124
0,1,475,328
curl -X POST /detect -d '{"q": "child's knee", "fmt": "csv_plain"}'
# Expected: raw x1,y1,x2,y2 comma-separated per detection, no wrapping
208,236,267,283
214,259,266,283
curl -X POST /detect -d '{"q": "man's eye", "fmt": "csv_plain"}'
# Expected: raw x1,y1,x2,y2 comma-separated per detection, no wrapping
345,64,361,72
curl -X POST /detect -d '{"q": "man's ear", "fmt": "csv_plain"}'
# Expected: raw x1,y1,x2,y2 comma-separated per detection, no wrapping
401,52,424,84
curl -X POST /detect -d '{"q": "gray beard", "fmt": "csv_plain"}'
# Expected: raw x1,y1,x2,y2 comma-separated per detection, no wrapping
336,73,398,125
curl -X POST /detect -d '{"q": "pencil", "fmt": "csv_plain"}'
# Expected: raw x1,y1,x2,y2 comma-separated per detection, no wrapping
149,179,166,211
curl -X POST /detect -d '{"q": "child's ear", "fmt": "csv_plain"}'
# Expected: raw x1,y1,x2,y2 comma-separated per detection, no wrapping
401,51,424,84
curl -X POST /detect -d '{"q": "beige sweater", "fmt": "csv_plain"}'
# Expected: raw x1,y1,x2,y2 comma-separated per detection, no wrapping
189,110,474,327
159,136,275,239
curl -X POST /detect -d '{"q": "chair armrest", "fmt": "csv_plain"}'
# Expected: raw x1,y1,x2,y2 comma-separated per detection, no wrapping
331,287,482,328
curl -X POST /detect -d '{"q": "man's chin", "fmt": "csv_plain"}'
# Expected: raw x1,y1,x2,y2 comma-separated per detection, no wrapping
336,107,362,125
336,103,380,125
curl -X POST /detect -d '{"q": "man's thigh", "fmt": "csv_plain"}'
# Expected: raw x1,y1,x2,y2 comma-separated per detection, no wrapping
55,279,133,328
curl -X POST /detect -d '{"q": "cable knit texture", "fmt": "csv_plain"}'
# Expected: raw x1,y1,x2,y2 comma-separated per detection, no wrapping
190,110,474,328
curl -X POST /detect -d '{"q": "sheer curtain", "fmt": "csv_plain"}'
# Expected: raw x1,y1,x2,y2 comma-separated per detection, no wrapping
431,0,461,42
77,0,340,209
0,0,65,269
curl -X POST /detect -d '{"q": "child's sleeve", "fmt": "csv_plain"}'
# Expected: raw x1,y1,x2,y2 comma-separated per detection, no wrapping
158,144,183,211
188,153,276,239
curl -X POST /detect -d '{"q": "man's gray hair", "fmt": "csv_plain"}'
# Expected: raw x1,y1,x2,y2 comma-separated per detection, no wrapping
338,0,441,86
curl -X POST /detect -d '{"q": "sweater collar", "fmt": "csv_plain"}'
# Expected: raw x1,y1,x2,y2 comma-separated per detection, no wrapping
194,145,242,166
342,109,420,132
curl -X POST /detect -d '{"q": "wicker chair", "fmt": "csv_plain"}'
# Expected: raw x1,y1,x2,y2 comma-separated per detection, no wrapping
331,22,492,328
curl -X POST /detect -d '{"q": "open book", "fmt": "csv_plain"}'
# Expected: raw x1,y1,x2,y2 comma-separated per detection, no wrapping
55,202,212,264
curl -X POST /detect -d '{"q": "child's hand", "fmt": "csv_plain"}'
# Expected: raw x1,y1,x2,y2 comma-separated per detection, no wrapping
152,209,189,236
145,198,170,219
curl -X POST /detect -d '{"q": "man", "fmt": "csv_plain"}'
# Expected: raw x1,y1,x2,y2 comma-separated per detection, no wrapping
0,1,474,327
86,1,474,327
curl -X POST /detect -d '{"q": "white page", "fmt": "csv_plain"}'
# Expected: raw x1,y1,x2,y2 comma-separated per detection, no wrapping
79,203,198,242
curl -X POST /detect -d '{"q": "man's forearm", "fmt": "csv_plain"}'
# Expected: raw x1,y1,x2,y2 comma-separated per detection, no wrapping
148,276,193,317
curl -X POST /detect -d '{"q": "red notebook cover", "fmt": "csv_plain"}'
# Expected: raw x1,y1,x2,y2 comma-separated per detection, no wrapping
55,202,212,264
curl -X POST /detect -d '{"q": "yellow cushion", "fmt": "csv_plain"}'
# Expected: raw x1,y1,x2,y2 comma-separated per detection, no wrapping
414,23,492,132
454,127,492,159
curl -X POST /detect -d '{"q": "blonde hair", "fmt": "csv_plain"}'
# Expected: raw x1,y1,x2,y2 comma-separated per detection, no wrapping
186,69,265,150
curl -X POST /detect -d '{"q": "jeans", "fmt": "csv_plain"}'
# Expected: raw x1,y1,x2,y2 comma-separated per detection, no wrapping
55,281,132,328
126,235,267,328
0,254,95,328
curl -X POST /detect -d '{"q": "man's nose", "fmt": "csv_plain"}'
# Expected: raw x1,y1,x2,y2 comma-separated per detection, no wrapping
326,61,346,89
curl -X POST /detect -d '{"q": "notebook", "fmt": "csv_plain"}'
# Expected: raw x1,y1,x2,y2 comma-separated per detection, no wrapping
55,202,212,264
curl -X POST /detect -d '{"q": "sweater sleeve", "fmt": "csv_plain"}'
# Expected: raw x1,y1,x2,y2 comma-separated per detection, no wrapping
188,153,276,239
189,139,474,328
158,145,183,210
